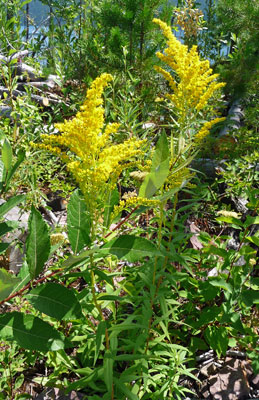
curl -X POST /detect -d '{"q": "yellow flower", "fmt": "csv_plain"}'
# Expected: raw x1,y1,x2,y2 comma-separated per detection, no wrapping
111,197,161,221
37,74,145,212
217,210,241,219
153,18,225,121
195,117,226,143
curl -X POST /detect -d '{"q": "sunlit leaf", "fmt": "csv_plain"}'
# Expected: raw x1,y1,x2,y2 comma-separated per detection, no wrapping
26,206,50,279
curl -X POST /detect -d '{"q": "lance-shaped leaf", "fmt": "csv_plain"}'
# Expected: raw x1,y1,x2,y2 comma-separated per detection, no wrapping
104,350,114,397
2,138,12,171
26,206,50,279
0,221,15,237
5,149,25,192
0,268,21,301
67,189,91,254
11,262,31,294
26,282,82,320
0,243,9,254
101,235,161,262
103,187,119,228
0,160,5,191
0,194,26,219
0,311,66,352
139,131,170,199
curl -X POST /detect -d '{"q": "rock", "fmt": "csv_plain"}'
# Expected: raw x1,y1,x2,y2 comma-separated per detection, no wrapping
251,374,259,389
0,106,12,118
219,100,244,137
207,357,252,400
142,122,156,130
0,201,30,274
187,221,203,250
232,196,249,214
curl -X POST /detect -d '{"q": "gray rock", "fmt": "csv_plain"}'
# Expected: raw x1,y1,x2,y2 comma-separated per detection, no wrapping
0,201,30,274
207,357,252,400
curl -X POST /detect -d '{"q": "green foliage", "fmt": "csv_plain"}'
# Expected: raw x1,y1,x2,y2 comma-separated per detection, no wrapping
67,189,91,254
0,2,257,398
26,206,50,279
0,139,25,195
0,268,20,301
139,131,170,198
215,0,259,97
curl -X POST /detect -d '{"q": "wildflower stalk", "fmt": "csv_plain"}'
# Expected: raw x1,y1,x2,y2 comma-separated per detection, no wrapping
153,18,226,144
145,201,164,356
90,255,110,350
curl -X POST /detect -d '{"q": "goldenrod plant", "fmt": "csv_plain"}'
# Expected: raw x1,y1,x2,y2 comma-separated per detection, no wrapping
35,74,145,234
1,14,258,400
153,18,226,135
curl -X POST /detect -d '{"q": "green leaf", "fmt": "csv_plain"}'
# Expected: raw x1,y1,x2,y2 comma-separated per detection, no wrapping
246,235,259,247
2,139,12,170
97,294,122,301
0,268,20,301
190,337,208,352
62,247,98,269
0,221,15,237
139,131,169,198
0,160,6,191
11,262,31,294
114,378,139,400
221,307,244,333
0,195,26,219
26,206,50,279
101,235,160,262
209,278,233,293
5,149,25,192
198,281,219,301
104,350,114,397
21,0,32,7
0,242,10,254
0,312,66,352
103,187,119,228
94,320,106,365
204,325,228,357
154,186,181,202
26,282,82,320
241,289,259,306
195,305,222,328
67,189,91,254
244,215,259,228
216,216,242,228
151,130,169,171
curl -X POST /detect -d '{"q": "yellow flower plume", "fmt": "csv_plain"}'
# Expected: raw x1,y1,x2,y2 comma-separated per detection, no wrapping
38,73,145,208
153,18,225,121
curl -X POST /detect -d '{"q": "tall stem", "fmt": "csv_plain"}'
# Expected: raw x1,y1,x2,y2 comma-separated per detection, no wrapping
145,193,179,354
90,253,110,350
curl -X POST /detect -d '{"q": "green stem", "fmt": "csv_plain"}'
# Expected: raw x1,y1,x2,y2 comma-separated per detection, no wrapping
152,202,164,285
145,194,179,354
90,255,110,350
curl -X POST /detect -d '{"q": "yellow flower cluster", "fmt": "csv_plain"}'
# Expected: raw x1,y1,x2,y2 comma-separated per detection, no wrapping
129,170,148,182
217,210,241,219
111,197,161,221
50,233,67,245
38,73,145,209
195,117,226,143
153,18,225,120
165,166,193,191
